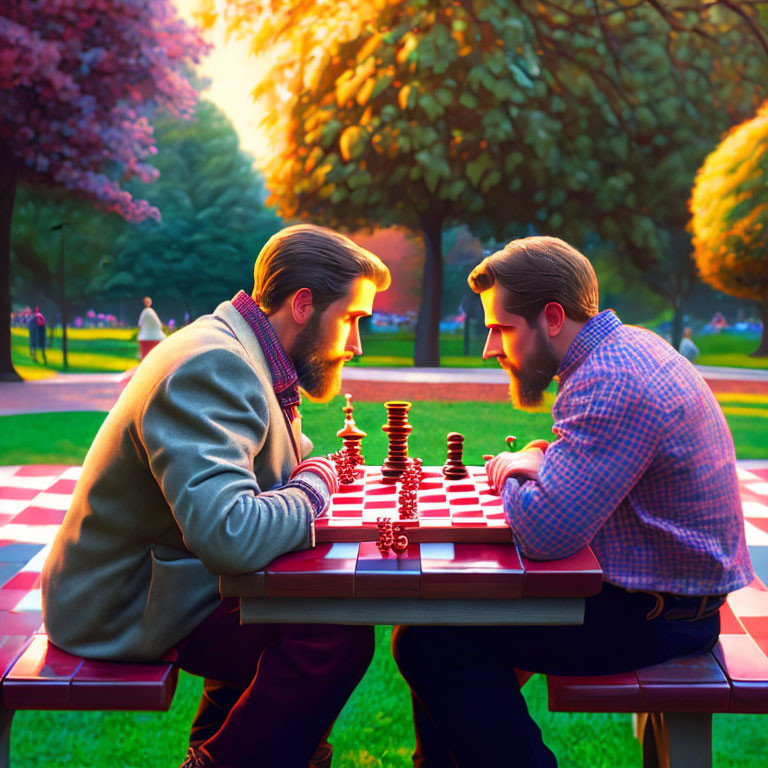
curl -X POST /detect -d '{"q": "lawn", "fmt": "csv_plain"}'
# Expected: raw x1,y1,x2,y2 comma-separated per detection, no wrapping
695,333,768,370
352,329,768,369
10,326,139,380
2,401,767,766
2,391,767,463
11,325,766,378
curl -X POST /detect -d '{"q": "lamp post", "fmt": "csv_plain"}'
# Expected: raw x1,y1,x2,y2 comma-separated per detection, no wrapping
50,221,69,371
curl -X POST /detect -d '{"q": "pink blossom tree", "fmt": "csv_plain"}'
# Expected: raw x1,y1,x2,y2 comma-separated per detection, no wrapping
0,0,208,379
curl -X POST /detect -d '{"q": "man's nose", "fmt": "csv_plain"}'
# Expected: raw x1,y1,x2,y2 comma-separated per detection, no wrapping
346,323,363,357
482,329,503,359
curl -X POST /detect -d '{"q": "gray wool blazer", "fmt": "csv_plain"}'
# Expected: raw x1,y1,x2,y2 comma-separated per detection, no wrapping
41,301,315,661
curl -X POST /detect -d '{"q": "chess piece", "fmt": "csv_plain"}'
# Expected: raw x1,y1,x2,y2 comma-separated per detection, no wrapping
381,401,413,481
376,517,394,554
329,450,355,485
398,462,419,520
442,432,469,479
411,457,424,486
336,393,366,468
390,523,409,554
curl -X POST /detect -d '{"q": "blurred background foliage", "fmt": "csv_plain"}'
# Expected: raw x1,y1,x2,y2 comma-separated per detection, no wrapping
6,0,768,367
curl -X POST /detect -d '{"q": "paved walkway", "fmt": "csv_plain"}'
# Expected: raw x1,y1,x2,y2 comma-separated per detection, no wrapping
1,364,767,415
0,372,130,415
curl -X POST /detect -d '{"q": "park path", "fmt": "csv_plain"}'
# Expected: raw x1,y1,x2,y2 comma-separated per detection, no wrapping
1,364,767,416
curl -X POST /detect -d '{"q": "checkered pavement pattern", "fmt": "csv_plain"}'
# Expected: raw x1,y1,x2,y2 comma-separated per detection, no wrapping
0,464,81,637
1,462,767,633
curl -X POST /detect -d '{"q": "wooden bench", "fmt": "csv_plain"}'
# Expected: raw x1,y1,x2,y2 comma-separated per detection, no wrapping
0,629,178,768
545,576,768,767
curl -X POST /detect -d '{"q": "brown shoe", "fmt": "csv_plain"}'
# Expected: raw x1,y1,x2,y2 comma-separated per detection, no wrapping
309,742,333,768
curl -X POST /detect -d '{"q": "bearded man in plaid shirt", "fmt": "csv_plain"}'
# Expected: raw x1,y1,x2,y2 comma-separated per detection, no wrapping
393,236,753,768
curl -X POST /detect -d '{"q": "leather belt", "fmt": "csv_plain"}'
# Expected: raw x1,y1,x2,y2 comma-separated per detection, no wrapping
640,591,726,622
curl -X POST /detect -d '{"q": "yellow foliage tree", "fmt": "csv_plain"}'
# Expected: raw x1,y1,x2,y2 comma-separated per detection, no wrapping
690,101,768,356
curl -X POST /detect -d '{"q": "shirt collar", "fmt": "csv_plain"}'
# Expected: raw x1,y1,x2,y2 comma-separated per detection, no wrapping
557,309,622,383
231,291,300,409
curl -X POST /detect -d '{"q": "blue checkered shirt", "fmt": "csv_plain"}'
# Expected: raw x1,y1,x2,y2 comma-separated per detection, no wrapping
501,310,753,596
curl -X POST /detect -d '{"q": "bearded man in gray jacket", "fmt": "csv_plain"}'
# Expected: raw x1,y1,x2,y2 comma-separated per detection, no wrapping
42,224,391,768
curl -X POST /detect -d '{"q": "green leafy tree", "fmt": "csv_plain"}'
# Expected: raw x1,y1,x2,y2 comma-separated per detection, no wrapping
1,0,206,379
214,0,767,365
690,100,768,357
10,184,126,366
94,100,283,318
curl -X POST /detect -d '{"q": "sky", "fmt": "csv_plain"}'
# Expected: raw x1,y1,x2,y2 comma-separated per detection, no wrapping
173,0,270,165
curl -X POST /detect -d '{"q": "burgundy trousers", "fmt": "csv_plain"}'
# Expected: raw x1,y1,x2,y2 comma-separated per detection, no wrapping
175,598,375,768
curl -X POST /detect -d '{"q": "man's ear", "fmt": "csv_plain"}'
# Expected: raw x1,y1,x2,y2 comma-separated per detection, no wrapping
543,302,565,337
291,287,314,325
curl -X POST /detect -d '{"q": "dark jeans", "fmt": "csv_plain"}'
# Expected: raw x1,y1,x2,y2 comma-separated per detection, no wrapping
392,583,720,768
175,598,375,768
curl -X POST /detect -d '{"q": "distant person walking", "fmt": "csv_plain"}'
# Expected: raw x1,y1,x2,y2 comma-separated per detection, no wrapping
679,326,699,363
137,296,166,360
28,306,47,364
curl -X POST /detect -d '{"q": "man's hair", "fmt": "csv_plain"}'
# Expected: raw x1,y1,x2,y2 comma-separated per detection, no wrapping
467,236,599,324
253,224,391,313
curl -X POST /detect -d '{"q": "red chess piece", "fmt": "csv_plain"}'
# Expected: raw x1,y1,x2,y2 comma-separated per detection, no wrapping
398,462,420,520
398,465,419,520
376,517,394,554
442,432,469,479
381,401,413,481
411,457,424,486
391,523,409,554
337,394,366,469
330,450,355,485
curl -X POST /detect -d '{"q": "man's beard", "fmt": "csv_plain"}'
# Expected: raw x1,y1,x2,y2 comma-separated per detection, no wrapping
291,311,345,402
499,329,559,410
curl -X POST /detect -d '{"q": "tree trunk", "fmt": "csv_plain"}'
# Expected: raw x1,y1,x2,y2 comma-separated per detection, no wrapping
58,232,68,371
671,297,684,352
0,143,21,381
751,300,768,357
414,214,444,367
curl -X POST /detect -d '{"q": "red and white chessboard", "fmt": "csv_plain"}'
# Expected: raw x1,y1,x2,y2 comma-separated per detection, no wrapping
314,465,511,544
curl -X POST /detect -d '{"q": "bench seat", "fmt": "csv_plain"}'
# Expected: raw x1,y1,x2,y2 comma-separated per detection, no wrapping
545,576,768,766
2,633,178,711
0,629,177,768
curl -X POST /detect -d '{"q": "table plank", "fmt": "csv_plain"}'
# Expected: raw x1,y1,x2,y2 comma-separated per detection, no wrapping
239,596,586,626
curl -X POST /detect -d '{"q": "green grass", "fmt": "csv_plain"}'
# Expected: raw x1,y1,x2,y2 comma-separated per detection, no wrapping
1,402,767,766
353,329,768,370
4,392,764,468
349,331,500,368
0,411,108,464
302,398,556,464
11,326,139,379
696,333,768,369
9,326,768,376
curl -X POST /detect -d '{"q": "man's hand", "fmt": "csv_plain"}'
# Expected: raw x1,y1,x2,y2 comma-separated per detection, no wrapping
485,447,544,494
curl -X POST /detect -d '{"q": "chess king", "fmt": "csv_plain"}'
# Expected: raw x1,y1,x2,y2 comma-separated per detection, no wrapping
392,235,752,767
41,224,390,768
